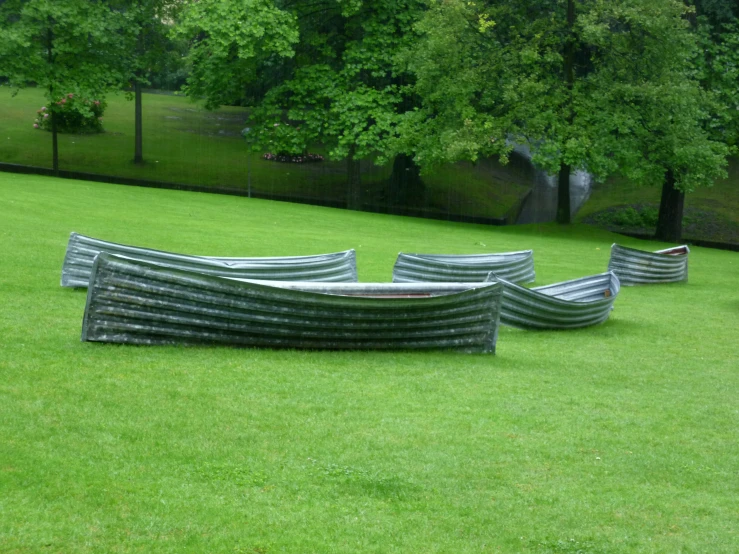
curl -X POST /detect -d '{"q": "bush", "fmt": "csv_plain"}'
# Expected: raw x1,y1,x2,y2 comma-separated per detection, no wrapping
34,94,107,134
593,205,659,229
640,206,659,227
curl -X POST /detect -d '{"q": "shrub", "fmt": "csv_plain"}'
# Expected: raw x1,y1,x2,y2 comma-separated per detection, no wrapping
640,206,659,227
593,205,659,229
611,207,643,227
34,94,107,134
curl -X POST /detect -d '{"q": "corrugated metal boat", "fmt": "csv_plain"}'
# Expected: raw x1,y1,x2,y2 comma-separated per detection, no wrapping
607,243,689,285
61,232,357,287
81,253,504,353
392,250,535,284
487,271,620,330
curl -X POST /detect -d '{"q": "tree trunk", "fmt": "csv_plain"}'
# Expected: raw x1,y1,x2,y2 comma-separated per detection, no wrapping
346,151,362,210
655,169,684,242
387,153,425,208
557,0,575,225
134,79,144,164
556,164,571,224
47,27,58,175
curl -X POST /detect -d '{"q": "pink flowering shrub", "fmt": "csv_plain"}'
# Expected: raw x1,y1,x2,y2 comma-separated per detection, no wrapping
35,95,107,134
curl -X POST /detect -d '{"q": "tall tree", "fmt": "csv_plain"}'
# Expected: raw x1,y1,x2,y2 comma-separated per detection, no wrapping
580,1,730,241
179,0,425,210
395,0,607,224
395,0,729,233
117,0,186,165
0,0,126,173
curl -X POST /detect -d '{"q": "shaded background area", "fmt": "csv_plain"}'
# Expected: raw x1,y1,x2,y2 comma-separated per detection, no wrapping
0,88,530,223
2,87,737,243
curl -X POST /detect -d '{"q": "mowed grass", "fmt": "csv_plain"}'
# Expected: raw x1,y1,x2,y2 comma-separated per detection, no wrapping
1,173,738,553
0,88,526,218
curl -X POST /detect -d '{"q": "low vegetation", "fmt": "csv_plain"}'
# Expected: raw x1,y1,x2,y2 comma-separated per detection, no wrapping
1,173,737,553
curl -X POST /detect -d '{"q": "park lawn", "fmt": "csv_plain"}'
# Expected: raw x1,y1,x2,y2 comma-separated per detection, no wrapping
0,173,737,553
0,87,527,219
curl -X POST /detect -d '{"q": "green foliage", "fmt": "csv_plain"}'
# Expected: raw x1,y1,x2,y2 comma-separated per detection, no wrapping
115,0,187,87
0,0,127,103
398,0,729,193
694,17,739,147
180,0,425,163
262,121,308,157
177,0,299,110
34,93,106,134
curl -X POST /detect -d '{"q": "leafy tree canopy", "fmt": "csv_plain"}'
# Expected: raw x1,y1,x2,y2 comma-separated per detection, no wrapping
176,0,299,110
179,0,424,162
0,0,127,102
396,0,729,194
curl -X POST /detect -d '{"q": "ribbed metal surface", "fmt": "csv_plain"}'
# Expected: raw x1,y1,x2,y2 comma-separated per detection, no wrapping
61,232,358,287
82,253,504,353
487,271,620,330
392,250,535,284
607,244,689,285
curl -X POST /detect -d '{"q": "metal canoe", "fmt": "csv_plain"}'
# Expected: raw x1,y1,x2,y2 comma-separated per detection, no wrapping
487,271,620,330
392,250,535,284
81,253,504,353
607,243,689,285
61,232,357,287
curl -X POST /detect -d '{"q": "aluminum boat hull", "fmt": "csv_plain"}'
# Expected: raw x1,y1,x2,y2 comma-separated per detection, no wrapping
608,244,689,285
392,250,535,284
61,232,357,287
82,253,504,353
488,271,620,330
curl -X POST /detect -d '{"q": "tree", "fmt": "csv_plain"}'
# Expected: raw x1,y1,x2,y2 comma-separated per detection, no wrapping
395,0,608,224
179,0,425,210
693,10,739,149
580,1,730,241
0,0,127,173
395,0,729,234
116,0,187,165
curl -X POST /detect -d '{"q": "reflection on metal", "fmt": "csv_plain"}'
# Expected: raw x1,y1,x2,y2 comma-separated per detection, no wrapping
608,244,689,285
82,254,504,353
487,271,620,330
392,251,535,284
61,232,357,287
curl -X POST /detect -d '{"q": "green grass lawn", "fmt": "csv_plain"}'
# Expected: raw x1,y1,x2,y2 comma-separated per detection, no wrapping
1,174,738,553
0,87,527,219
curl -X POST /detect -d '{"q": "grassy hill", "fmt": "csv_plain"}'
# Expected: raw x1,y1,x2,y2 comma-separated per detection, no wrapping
1,173,737,553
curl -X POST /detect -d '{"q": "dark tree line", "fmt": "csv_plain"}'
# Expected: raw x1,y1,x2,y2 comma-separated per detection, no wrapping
2,0,737,241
